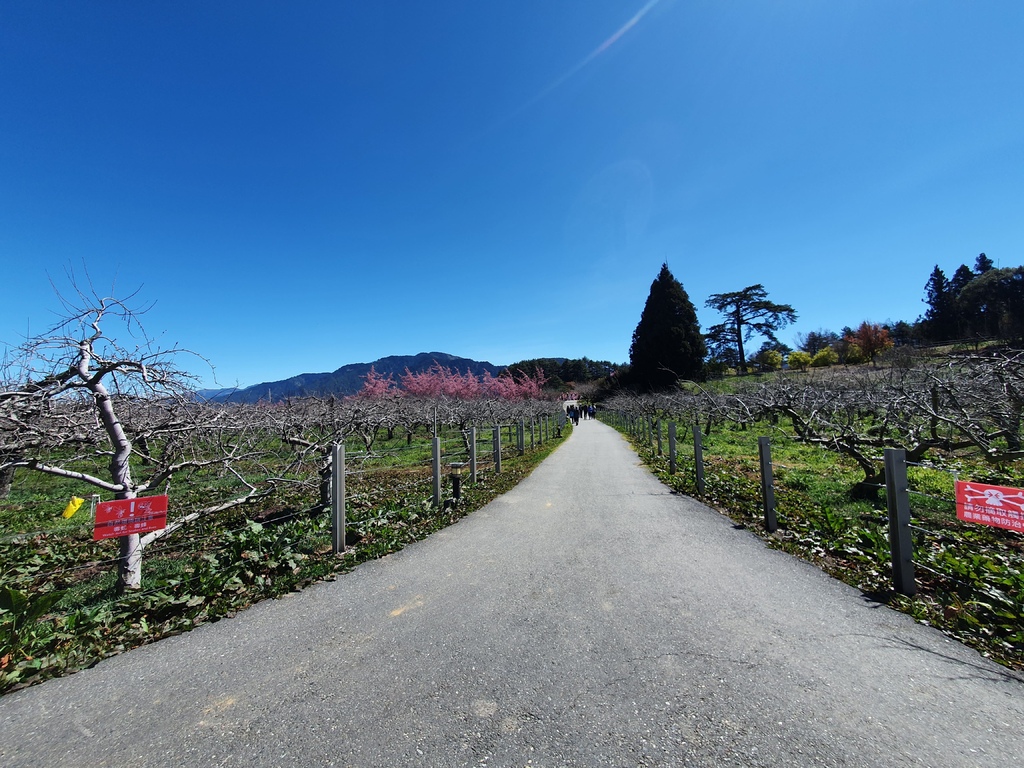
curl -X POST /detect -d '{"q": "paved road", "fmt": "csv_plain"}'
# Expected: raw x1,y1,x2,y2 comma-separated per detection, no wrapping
2,420,1022,767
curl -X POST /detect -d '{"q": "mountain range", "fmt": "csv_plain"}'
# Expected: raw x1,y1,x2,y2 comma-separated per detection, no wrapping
198,352,505,403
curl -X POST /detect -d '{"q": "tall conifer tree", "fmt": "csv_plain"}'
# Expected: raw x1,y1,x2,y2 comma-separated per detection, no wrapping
923,265,955,342
629,263,706,391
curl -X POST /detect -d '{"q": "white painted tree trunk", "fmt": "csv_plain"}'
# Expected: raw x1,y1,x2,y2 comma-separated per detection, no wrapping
77,338,142,592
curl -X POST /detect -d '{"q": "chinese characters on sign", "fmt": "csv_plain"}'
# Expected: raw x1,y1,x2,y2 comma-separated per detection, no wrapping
955,481,1024,533
93,495,169,541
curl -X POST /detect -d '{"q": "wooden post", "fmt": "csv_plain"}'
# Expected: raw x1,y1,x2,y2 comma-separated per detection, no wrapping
692,425,705,495
668,422,677,475
432,436,441,507
885,448,916,595
493,425,502,473
656,419,663,456
758,437,777,533
518,419,525,455
469,427,478,483
331,443,346,554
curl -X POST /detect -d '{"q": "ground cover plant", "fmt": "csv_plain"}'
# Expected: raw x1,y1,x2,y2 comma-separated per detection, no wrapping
602,355,1024,671
0,413,568,694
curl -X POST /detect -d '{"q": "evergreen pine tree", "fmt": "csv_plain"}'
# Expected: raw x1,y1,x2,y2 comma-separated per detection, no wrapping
923,265,955,341
949,264,976,337
974,253,994,274
704,284,797,374
628,263,706,391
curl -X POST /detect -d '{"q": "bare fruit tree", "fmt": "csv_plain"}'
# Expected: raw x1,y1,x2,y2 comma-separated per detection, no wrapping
925,349,1024,462
1,287,276,592
612,351,1024,496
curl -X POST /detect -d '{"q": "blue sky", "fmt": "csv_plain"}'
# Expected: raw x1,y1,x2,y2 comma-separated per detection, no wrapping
2,1,1022,389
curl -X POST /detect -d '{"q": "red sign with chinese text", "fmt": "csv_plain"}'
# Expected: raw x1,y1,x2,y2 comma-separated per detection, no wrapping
955,481,1024,533
93,495,169,541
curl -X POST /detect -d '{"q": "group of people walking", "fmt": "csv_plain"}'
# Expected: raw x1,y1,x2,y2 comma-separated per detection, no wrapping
566,403,595,426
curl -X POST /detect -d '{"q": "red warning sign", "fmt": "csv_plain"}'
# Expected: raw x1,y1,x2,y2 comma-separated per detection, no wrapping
93,495,169,541
955,481,1024,533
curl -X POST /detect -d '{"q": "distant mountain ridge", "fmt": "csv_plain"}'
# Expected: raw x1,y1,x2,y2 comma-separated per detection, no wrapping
199,352,505,403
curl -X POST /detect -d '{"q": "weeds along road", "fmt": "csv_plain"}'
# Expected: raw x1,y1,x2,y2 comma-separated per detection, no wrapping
2,420,1022,767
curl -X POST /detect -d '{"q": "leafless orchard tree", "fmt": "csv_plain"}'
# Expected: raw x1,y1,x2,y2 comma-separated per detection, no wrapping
741,367,954,492
605,383,754,440
263,391,563,512
605,350,1023,495
264,395,380,511
265,393,443,512
603,392,662,422
745,355,1024,490
924,349,1024,462
0,287,277,592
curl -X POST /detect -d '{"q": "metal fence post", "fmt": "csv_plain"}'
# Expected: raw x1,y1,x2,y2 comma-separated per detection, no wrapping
668,422,677,474
331,443,346,554
692,425,705,495
758,436,778,533
493,425,502,473
656,418,663,456
885,448,917,596
518,419,525,455
469,427,477,483
432,436,442,507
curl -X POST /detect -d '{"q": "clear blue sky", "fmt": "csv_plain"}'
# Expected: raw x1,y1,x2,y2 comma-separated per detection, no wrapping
2,1,1022,389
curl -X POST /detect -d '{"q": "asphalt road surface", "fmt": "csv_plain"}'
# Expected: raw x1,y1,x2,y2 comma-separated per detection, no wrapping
2,420,1022,767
